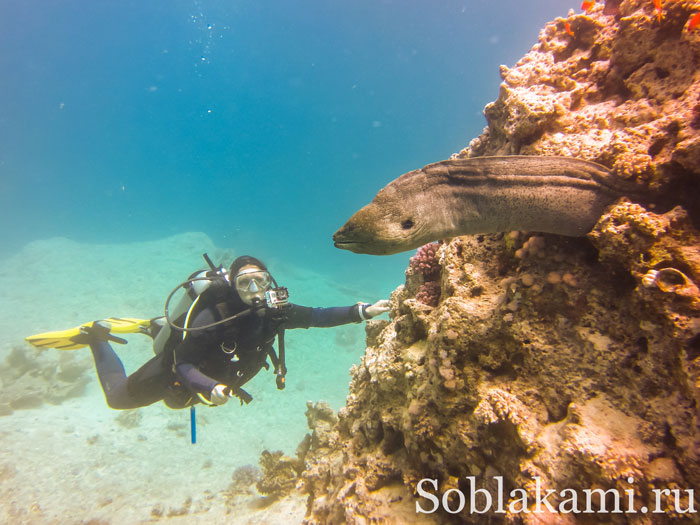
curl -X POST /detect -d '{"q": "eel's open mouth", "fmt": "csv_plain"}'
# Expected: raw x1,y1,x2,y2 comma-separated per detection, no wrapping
333,239,361,251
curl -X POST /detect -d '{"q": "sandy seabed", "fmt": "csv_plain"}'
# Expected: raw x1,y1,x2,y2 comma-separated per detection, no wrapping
0,232,371,523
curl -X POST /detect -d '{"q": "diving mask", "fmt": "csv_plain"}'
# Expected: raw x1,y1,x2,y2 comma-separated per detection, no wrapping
233,268,272,293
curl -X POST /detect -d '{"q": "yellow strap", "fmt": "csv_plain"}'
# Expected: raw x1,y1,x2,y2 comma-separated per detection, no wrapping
182,296,201,341
197,392,215,406
102,318,151,334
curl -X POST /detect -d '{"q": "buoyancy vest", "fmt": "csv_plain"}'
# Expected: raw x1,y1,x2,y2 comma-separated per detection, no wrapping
152,254,289,405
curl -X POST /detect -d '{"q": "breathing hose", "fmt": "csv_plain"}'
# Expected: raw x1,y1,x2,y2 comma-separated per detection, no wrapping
163,276,251,333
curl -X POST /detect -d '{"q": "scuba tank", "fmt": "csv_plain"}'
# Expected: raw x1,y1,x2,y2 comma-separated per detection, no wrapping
153,253,242,355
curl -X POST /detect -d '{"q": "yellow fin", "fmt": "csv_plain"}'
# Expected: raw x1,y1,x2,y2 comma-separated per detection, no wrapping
25,318,152,350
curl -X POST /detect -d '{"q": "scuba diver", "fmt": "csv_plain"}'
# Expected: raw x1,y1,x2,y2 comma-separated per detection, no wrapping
27,255,390,409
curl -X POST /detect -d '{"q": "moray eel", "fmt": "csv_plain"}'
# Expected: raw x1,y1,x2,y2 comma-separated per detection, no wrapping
333,155,638,255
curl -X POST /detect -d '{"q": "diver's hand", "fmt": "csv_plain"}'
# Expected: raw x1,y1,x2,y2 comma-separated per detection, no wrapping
209,384,230,405
364,300,390,318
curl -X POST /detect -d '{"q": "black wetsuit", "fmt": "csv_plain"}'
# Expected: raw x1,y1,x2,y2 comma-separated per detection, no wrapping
90,302,364,410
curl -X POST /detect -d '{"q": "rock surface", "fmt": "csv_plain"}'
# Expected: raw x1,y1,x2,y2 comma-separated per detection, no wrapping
0,346,92,415
299,1,700,523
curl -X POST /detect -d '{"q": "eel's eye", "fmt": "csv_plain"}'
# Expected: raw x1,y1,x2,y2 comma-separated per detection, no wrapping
401,218,415,230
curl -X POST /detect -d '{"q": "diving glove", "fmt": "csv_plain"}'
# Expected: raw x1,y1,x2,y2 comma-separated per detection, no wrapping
362,299,391,319
209,384,230,405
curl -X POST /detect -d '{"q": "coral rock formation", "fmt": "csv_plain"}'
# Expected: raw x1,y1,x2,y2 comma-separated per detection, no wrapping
257,449,303,498
301,1,700,523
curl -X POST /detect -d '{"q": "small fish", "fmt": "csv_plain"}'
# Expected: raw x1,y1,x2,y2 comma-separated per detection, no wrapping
653,0,663,21
581,0,595,12
688,12,700,31
565,22,575,36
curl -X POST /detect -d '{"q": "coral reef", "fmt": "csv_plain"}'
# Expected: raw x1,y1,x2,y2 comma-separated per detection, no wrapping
302,230,700,523
300,1,700,523
0,346,92,415
257,449,303,498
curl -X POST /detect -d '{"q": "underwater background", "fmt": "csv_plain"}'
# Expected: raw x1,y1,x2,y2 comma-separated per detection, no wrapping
1,0,578,292
0,1,583,522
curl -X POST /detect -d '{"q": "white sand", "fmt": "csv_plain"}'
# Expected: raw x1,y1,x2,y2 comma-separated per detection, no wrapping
0,233,375,523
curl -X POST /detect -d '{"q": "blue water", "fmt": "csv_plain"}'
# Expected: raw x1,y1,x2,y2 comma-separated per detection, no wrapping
0,0,578,295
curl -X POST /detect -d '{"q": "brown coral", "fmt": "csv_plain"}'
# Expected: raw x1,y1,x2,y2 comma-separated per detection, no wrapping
303,229,700,523
256,450,302,498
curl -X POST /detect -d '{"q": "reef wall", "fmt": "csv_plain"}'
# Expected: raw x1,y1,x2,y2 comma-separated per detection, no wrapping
299,0,700,523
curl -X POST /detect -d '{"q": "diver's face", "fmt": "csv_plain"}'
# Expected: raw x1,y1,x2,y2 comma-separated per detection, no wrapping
233,265,272,305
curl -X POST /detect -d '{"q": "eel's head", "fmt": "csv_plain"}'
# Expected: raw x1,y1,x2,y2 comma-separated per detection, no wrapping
333,181,432,255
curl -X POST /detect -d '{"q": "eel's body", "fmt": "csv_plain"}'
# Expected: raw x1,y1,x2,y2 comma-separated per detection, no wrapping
333,156,640,255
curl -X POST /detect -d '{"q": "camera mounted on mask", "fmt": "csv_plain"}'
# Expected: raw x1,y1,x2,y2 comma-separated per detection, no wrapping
251,287,290,322
265,286,289,309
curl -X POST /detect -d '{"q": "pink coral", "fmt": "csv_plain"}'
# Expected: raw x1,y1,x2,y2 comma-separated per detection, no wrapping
415,281,440,306
408,242,442,279
409,242,443,306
